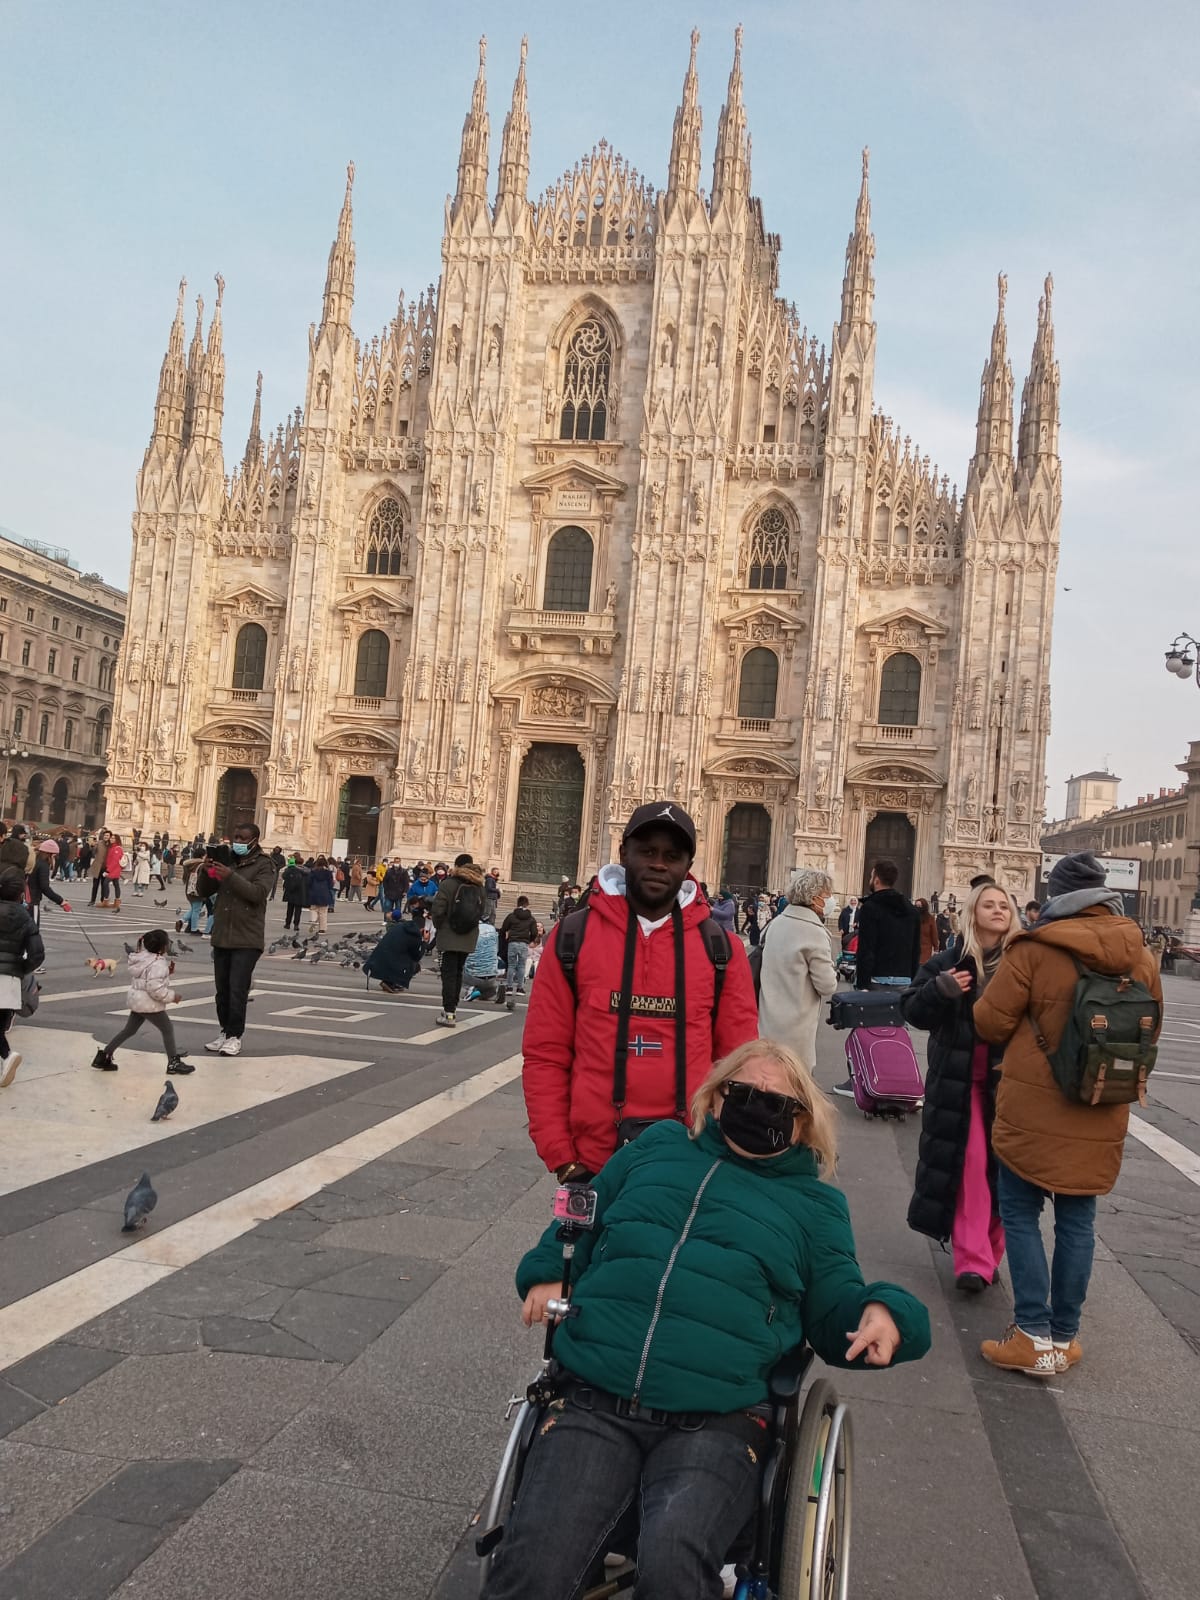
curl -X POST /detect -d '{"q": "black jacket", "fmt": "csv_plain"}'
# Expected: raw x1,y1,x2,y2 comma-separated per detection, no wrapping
901,949,1000,1242
382,865,410,903
500,906,538,944
29,857,65,908
364,921,424,988
0,899,44,978
855,888,921,988
281,864,310,906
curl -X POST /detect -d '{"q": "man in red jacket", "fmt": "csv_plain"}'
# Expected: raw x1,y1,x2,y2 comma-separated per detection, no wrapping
522,802,759,1181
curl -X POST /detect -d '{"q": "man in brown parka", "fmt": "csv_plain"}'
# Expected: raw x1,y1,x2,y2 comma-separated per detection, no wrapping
973,851,1162,1377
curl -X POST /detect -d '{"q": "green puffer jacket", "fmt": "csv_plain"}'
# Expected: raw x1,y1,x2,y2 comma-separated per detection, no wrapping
517,1119,931,1415
197,848,277,950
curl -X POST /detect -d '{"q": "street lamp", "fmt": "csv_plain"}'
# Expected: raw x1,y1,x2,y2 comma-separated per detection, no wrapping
0,729,29,824
1164,633,1200,685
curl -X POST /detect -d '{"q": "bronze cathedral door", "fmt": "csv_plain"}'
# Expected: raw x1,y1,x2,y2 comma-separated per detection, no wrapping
512,743,585,883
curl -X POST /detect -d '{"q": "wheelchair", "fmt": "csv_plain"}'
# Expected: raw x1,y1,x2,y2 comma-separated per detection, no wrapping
476,1341,853,1599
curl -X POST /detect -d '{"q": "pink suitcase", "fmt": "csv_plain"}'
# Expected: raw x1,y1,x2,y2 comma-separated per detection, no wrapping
846,1026,924,1117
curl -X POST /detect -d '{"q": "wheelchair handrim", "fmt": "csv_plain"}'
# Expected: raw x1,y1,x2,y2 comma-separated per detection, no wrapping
808,1403,852,1600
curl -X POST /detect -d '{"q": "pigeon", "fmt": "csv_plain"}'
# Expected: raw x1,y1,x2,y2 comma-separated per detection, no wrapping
122,1172,158,1231
151,1081,179,1122
175,940,192,954
154,897,168,907
124,942,136,956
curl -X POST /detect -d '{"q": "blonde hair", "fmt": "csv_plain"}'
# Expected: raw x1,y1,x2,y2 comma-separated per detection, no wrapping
690,1037,839,1177
959,881,1019,976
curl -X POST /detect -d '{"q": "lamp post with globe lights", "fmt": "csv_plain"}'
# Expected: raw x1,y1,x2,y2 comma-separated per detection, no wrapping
0,730,29,827
1164,634,1200,686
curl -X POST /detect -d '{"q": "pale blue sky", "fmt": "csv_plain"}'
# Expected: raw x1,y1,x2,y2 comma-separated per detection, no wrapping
2,0,1196,809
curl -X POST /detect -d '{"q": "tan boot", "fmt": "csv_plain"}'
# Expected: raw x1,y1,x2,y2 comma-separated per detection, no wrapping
1053,1338,1082,1373
980,1323,1057,1378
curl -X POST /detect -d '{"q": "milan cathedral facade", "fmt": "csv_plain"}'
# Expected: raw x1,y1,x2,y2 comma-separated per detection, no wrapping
107,29,1061,899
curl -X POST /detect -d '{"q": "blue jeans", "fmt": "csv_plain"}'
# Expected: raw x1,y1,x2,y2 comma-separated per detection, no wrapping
505,941,530,990
482,1387,759,1600
997,1162,1097,1340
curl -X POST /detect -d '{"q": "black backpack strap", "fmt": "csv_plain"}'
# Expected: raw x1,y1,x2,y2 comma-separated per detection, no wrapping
697,915,730,1023
555,906,591,1000
611,903,640,1116
671,903,687,1120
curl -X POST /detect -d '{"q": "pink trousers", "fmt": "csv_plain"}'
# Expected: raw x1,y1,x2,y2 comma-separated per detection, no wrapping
952,1044,1006,1279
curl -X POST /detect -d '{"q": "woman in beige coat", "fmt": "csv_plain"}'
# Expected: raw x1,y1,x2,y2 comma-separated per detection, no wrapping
757,868,839,1068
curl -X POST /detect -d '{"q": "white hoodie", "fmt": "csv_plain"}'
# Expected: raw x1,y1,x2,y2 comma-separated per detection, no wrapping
126,948,174,1014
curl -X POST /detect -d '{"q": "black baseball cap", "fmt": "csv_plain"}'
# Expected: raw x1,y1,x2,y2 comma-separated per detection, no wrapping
622,802,696,856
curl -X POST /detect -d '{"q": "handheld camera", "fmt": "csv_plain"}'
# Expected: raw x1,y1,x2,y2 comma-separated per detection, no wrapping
552,1183,597,1230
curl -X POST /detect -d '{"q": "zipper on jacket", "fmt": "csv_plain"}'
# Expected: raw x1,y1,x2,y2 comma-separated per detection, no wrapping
629,1159,721,1410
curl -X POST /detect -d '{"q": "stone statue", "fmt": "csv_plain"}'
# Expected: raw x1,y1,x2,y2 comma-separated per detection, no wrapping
280,727,295,764
1019,680,1034,733
842,377,857,416
472,480,486,516
154,719,172,757
814,763,829,802
126,641,142,683
410,737,426,778
969,677,984,730
604,582,617,614
625,751,640,786
511,571,525,607
816,669,833,721
834,487,849,528
692,483,706,525
451,739,466,782
649,482,663,526
632,666,647,714
304,469,317,509
287,648,302,693
963,770,979,808
671,755,685,792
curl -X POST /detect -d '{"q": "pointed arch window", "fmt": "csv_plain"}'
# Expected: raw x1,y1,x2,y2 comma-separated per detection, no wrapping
354,630,390,698
543,527,594,613
737,648,779,720
232,623,268,691
746,506,791,590
365,497,406,575
559,319,612,442
878,652,921,726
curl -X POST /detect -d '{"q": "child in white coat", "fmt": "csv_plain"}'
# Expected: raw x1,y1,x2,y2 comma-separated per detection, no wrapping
92,929,193,1074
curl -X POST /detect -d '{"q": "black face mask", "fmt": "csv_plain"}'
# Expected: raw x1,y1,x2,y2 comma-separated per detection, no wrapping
718,1091,797,1157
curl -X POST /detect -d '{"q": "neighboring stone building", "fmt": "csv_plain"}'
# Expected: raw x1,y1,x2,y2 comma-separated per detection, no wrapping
107,29,1061,899
1063,769,1120,823
0,529,126,830
1042,750,1200,931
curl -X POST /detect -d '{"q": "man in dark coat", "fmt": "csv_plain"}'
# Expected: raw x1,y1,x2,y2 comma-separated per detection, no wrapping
364,910,424,993
853,861,920,990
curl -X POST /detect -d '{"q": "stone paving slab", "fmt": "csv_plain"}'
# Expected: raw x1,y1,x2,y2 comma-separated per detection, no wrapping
0,1510,163,1600
9,1352,337,1460
2,1343,124,1406
77,1456,240,1529
0,1442,119,1564
109,1467,469,1600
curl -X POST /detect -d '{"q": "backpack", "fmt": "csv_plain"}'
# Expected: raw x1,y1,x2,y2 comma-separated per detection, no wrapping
448,877,486,935
1027,957,1160,1107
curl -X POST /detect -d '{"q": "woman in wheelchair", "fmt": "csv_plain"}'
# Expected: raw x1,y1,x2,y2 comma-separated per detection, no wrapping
483,1038,931,1600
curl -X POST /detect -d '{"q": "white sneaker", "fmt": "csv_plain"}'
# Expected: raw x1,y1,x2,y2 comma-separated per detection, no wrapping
205,1033,227,1053
217,1036,242,1056
0,1052,23,1088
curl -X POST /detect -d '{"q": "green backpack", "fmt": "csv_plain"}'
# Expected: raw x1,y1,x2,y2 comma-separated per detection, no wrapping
1028,957,1160,1107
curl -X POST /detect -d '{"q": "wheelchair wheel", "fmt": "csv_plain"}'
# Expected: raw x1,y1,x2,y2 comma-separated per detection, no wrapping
476,1400,536,1595
776,1378,853,1600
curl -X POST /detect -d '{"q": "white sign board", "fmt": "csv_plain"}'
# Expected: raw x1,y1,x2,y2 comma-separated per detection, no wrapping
331,837,349,858
1040,854,1141,890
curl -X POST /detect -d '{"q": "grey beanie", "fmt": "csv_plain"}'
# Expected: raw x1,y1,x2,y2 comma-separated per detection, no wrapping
1047,851,1106,897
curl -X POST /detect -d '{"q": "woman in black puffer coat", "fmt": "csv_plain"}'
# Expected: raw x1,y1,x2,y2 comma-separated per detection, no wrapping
903,882,1016,1294
0,865,45,1087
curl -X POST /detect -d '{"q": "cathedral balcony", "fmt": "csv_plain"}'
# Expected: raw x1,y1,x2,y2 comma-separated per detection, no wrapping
712,715,797,746
506,608,618,657
331,694,401,720
210,687,275,713
856,722,940,755
731,441,818,481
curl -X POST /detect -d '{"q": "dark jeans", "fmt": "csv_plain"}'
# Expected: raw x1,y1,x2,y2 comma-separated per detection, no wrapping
440,949,468,1013
482,1389,759,1600
997,1161,1097,1340
105,1009,179,1060
283,902,303,930
0,1008,11,1057
90,877,109,904
212,946,261,1040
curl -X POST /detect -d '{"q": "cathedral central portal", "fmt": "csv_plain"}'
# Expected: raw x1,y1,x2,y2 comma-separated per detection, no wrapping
512,744,586,884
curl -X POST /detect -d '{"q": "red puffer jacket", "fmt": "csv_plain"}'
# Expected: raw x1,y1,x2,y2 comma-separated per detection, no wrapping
522,870,759,1174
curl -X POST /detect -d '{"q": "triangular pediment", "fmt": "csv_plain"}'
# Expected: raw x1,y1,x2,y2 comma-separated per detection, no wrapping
521,460,628,495
214,581,286,613
334,585,405,615
720,598,806,634
861,606,947,639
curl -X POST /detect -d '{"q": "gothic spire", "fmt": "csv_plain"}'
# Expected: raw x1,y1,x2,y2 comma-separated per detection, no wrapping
453,36,490,218
839,147,875,331
150,277,188,447
711,25,750,214
1018,274,1060,466
667,28,703,208
320,163,356,333
190,273,225,453
496,36,530,210
244,370,264,470
974,272,1014,463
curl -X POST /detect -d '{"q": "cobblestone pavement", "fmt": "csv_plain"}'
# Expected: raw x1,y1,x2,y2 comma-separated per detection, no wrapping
0,904,1197,1598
